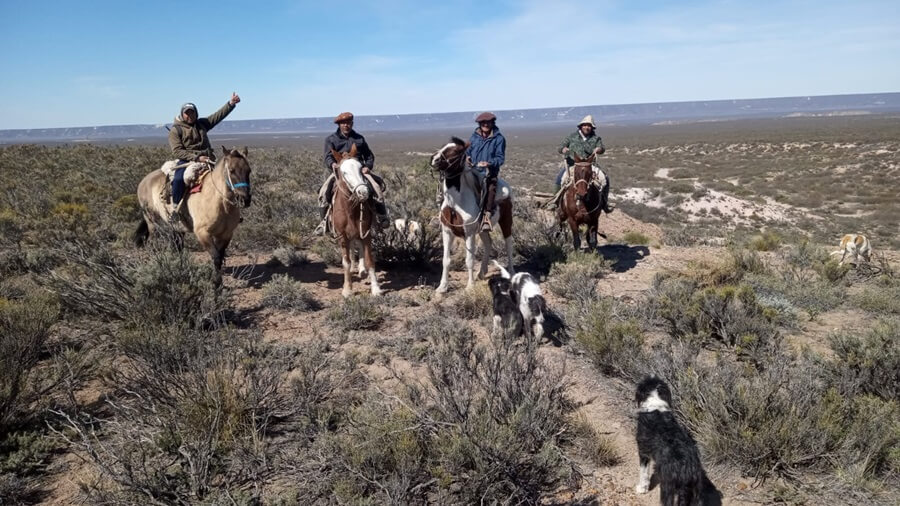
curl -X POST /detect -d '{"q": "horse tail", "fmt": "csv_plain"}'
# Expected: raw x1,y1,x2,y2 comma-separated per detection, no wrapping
134,218,150,248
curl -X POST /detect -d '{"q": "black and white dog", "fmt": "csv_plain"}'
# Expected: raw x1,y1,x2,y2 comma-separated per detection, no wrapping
488,276,524,337
635,376,711,506
494,261,546,339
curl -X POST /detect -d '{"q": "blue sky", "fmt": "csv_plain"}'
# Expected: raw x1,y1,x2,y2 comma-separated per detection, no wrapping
1,0,898,129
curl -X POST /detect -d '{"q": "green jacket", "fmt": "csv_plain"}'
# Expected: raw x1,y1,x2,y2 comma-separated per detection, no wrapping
558,130,605,166
168,102,235,161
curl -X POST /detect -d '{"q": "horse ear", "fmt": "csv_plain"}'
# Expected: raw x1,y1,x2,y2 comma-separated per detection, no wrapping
221,145,230,156
574,154,583,163
349,143,358,158
241,146,249,157
587,153,595,163
331,148,341,164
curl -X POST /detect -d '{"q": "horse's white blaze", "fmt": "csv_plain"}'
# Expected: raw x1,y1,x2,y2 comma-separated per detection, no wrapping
339,158,369,200
431,143,455,166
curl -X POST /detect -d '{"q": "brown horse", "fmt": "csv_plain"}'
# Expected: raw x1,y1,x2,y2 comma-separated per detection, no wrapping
331,144,382,297
135,146,251,271
556,154,603,251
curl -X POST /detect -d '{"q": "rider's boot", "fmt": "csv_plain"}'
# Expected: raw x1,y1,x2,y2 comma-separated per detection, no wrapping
372,200,390,229
601,173,614,213
314,176,335,236
481,179,497,232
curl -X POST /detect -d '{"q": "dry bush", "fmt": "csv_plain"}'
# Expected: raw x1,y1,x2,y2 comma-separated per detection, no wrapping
546,251,608,301
622,231,651,245
373,165,442,269
750,230,782,251
44,242,224,328
569,298,646,380
450,282,492,321
268,246,309,268
826,320,900,400
328,295,387,331
513,202,568,275
569,415,621,468
54,327,296,504
261,274,319,312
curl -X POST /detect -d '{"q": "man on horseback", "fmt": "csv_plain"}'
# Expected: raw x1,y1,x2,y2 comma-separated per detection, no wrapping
548,115,612,213
467,112,506,232
167,93,241,217
315,112,388,235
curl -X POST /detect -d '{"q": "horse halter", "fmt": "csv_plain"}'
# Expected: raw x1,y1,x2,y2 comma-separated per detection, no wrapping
435,148,466,179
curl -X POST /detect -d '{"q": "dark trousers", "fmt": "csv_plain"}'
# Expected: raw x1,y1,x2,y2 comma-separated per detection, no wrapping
172,164,187,204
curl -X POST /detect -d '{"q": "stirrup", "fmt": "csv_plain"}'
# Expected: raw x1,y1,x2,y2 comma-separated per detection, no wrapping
314,219,328,236
481,215,493,232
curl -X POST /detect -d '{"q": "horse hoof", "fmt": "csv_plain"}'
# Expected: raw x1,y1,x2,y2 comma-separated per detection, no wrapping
342,288,352,298
436,284,448,294
371,287,383,296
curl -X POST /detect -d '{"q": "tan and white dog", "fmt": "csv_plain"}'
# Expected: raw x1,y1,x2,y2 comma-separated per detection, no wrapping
831,233,872,266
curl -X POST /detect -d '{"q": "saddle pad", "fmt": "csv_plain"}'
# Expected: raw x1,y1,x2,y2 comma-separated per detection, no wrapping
188,170,210,194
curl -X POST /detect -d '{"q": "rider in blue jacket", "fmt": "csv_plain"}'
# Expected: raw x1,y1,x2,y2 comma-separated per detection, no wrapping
466,112,506,231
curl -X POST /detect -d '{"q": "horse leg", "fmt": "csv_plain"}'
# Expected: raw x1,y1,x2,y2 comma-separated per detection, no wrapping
478,230,493,279
341,240,353,298
464,233,477,290
437,226,453,293
569,219,581,250
363,239,382,296
499,200,515,275
355,242,366,279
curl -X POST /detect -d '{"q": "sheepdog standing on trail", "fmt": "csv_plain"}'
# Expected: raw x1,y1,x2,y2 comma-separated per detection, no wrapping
493,261,546,339
635,376,717,506
488,275,524,337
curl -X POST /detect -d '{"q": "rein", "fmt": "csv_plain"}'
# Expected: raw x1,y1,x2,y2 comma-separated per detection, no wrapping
570,164,602,215
333,166,374,240
210,158,250,209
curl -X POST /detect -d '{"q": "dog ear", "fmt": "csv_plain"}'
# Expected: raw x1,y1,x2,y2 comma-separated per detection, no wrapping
492,260,511,279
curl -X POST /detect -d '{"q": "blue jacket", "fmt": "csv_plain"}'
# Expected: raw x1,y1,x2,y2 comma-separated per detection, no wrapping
467,127,506,177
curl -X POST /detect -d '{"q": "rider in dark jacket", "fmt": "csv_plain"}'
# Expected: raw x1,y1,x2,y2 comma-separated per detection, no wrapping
467,112,506,231
315,112,387,235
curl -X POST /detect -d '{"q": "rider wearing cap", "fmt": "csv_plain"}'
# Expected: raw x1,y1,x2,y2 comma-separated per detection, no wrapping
549,115,612,213
168,93,241,208
467,112,506,232
315,112,387,235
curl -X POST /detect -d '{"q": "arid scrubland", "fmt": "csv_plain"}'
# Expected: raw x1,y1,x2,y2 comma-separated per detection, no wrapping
0,116,898,504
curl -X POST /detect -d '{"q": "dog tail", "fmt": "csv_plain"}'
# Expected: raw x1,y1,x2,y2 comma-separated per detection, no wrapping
134,218,150,248
492,260,511,279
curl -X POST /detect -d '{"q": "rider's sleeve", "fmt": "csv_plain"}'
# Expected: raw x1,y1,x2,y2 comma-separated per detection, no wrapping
169,127,201,161
490,135,506,170
361,140,375,170
595,137,606,155
558,134,571,154
205,102,236,130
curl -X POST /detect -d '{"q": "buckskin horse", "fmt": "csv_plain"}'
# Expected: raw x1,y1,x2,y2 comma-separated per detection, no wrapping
331,144,382,297
557,153,603,251
431,137,514,293
134,146,251,272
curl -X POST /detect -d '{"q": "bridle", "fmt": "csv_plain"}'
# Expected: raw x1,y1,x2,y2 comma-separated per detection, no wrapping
571,162,601,214
211,156,251,208
434,147,467,179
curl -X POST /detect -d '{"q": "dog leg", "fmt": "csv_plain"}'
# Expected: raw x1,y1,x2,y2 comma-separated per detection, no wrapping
635,456,651,494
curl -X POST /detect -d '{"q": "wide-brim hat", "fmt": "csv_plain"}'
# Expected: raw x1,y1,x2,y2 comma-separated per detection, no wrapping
475,112,497,123
577,115,596,128
334,112,354,124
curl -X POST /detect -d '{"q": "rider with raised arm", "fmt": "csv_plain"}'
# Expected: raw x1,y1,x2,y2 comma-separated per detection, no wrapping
467,112,506,232
168,93,240,212
549,115,612,213
316,112,388,235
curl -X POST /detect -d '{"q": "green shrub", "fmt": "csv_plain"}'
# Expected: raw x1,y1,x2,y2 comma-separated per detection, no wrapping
450,283,492,320
269,247,309,268
750,230,782,251
0,294,59,429
547,251,607,300
328,295,387,331
623,231,651,245
851,286,900,314
570,298,646,380
261,274,319,312
826,320,900,399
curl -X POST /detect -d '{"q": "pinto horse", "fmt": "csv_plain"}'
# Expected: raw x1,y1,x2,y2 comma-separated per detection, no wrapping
431,137,514,293
557,154,603,251
331,144,382,298
135,146,251,272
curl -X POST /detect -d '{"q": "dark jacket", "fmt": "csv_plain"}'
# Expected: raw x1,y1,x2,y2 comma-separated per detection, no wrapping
467,127,506,177
168,102,235,161
558,130,605,166
323,129,375,174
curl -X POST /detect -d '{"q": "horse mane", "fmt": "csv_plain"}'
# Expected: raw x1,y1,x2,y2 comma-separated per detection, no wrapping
451,136,466,147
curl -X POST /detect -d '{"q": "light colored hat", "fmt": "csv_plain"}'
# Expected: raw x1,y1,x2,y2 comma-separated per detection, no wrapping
577,115,596,128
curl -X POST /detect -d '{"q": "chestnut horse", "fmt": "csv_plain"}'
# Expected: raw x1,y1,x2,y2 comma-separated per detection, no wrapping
331,144,382,297
431,137,514,293
135,146,251,272
556,154,603,251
